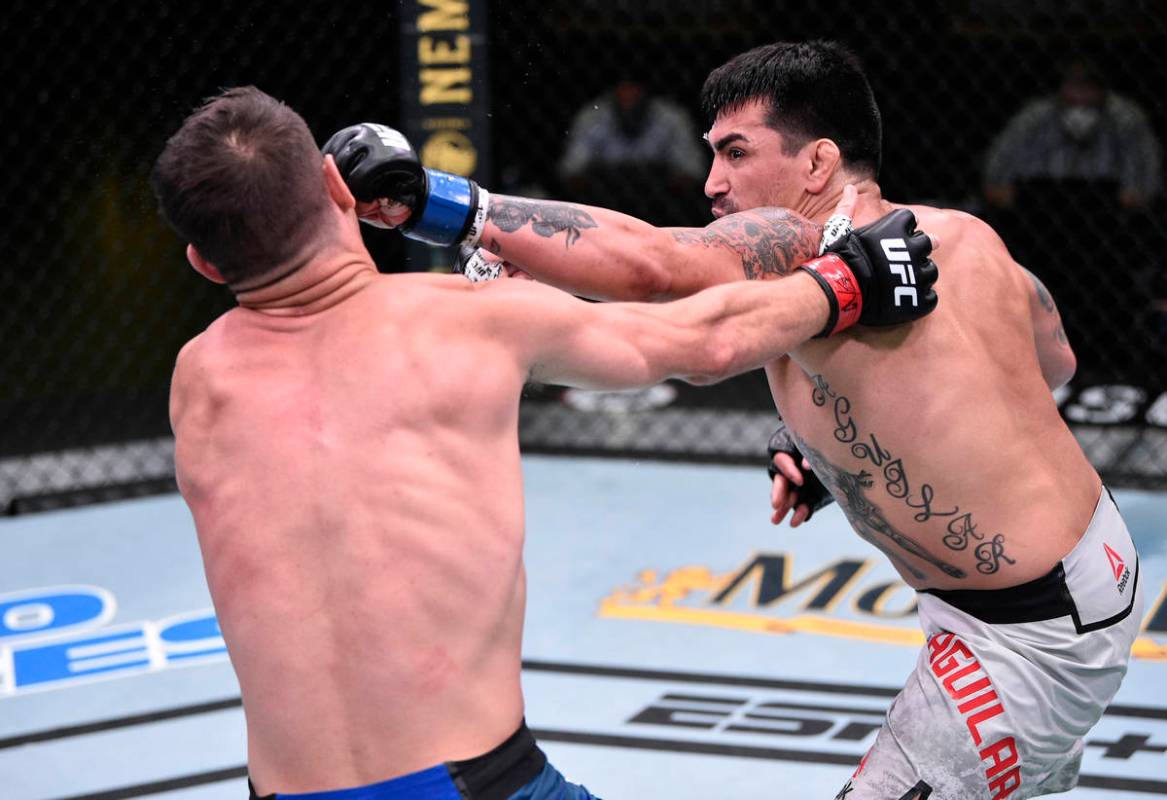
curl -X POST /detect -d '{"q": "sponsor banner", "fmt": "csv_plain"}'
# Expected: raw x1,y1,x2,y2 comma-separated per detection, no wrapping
521,662,1167,794
399,0,490,271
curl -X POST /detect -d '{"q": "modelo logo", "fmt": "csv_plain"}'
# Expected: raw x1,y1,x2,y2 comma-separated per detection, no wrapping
0,586,227,696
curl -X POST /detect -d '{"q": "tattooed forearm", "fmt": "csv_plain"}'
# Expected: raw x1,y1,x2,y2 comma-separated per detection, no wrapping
487,196,598,247
805,374,1016,578
669,207,820,280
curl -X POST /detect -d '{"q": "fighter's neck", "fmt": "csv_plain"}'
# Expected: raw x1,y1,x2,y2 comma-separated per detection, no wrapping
234,250,378,316
802,178,891,226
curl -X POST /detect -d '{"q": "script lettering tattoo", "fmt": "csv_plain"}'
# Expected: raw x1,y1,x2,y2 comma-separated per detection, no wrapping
832,396,858,444
794,439,964,580
811,374,836,407
488,197,598,247
805,375,1014,577
943,513,985,551
904,483,959,523
975,534,1016,575
883,457,909,498
853,435,891,468
669,207,820,280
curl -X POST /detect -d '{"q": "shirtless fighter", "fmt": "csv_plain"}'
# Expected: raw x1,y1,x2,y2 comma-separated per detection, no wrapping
151,86,938,799
328,41,1144,800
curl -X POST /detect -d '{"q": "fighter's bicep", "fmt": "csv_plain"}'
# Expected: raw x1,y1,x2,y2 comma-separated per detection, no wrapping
665,207,821,289
478,280,660,389
526,302,675,390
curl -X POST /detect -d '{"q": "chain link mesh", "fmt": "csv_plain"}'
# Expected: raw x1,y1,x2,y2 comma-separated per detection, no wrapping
2,0,1165,511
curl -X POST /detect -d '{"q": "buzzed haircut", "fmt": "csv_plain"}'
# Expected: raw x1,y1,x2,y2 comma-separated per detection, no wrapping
701,41,883,178
150,86,331,288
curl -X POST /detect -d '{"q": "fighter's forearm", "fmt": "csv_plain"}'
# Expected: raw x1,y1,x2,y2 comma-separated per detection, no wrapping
482,195,822,302
640,270,829,385
480,195,681,301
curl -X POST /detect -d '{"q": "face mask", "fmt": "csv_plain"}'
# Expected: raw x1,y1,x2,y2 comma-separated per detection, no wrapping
1061,106,1102,141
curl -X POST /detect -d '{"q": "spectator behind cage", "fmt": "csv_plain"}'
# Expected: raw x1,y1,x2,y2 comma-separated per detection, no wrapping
984,58,1160,210
982,58,1162,383
559,77,708,225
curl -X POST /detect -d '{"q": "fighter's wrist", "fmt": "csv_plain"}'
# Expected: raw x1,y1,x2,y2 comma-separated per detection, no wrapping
402,169,490,248
796,254,863,338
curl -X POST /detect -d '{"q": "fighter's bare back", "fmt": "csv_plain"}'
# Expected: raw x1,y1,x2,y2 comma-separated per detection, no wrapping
171,276,530,791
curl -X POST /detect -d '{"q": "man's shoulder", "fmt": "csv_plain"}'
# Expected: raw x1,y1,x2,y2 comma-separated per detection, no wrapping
901,204,1003,250
174,311,232,370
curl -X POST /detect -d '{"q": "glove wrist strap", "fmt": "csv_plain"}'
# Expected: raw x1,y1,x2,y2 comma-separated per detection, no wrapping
406,169,488,247
797,254,863,337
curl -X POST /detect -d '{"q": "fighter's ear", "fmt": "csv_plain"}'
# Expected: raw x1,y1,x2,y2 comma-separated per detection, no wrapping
806,138,842,194
186,244,227,284
323,153,356,212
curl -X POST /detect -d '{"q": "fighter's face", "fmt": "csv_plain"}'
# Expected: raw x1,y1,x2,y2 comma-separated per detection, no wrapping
703,99,809,218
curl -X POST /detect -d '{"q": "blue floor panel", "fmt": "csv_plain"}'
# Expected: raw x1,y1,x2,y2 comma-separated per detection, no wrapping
1,456,1164,798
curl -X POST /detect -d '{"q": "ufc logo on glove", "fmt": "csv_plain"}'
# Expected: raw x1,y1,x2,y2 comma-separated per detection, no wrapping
881,237,919,307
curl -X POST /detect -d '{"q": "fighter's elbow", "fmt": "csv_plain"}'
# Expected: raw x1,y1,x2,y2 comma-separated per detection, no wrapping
681,336,738,385
626,255,674,302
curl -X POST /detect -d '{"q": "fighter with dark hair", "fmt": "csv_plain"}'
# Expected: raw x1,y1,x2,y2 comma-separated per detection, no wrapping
154,85,936,799
331,40,1143,800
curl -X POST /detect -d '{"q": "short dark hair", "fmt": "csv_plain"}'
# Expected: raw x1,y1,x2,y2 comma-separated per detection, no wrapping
150,86,330,287
701,41,882,178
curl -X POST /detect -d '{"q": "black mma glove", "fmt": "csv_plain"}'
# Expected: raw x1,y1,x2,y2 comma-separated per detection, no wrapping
322,123,489,248
796,209,939,337
767,421,834,521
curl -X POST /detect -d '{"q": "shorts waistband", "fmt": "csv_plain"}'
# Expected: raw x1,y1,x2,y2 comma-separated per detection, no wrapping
448,720,546,799
920,562,1076,624
920,486,1139,631
250,720,546,800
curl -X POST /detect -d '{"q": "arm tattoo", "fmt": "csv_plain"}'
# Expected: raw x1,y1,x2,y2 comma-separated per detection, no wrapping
488,196,598,247
669,207,820,280
1024,268,1056,312
804,374,1016,578
1022,267,1071,349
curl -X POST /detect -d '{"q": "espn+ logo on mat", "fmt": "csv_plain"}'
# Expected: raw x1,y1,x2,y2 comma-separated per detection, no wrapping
0,585,226,695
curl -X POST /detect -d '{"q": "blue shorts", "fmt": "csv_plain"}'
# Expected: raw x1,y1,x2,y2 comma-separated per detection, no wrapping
248,722,599,800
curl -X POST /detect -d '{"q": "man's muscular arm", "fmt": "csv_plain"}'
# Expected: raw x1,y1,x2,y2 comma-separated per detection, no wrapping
481,271,830,390
323,122,822,300
480,197,822,301
1021,267,1076,390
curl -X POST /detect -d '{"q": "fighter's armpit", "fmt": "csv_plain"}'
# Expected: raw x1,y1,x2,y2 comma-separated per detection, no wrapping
669,207,821,280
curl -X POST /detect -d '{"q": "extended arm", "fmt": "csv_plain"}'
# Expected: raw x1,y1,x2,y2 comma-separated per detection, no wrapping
1020,267,1076,390
476,196,822,301
476,205,940,388
485,271,831,389
321,123,821,302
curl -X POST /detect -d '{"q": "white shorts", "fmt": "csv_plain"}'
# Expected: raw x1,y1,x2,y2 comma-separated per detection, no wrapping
837,488,1144,800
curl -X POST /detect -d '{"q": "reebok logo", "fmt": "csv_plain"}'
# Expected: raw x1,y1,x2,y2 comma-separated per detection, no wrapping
1104,542,1132,593
880,238,919,307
